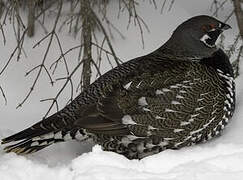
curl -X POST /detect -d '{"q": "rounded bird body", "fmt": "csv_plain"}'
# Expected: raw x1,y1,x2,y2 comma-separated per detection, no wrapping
1,15,235,159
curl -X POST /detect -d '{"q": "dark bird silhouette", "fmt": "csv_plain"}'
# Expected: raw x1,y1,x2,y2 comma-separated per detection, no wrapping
1,15,235,159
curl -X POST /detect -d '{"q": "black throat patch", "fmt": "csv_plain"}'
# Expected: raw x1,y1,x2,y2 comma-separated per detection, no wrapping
200,29,222,48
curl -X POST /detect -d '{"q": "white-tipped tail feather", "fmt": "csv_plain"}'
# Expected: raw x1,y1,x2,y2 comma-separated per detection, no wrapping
1,128,88,154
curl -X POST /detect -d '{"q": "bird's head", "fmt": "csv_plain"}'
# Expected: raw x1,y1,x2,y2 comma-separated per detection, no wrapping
162,15,231,60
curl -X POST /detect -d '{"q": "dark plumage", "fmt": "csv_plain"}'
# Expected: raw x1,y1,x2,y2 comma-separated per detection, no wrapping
1,15,235,159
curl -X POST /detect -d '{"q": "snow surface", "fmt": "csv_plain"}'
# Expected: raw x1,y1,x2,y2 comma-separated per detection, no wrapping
1,1,243,180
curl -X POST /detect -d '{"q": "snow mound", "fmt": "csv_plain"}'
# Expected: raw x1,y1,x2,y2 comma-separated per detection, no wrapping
1,143,243,180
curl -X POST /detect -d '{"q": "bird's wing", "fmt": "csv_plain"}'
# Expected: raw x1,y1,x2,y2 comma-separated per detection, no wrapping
76,58,226,144
75,59,192,135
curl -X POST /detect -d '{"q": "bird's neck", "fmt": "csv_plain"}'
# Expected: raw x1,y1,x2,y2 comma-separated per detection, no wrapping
156,35,217,61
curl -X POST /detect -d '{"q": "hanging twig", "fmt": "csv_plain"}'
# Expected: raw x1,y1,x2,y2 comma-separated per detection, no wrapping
0,29,27,76
0,0,157,115
0,85,7,105
168,0,175,11
232,44,243,78
91,42,123,63
52,32,70,75
17,1,63,109
0,23,6,45
50,44,83,72
43,58,84,117
90,8,120,65
233,0,243,39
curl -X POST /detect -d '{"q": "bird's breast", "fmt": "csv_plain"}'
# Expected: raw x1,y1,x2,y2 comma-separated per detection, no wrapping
113,64,236,156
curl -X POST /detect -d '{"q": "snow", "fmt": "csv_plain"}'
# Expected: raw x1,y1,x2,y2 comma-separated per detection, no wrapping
1,1,243,180
1,144,243,180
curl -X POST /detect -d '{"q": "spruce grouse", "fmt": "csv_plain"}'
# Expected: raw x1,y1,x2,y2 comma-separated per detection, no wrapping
1,15,235,159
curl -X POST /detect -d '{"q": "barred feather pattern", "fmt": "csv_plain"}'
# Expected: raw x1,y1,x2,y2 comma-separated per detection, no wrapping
1,49,235,159
3,128,88,154
92,50,235,159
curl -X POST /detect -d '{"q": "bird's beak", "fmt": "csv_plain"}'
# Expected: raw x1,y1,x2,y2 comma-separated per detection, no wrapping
220,22,231,31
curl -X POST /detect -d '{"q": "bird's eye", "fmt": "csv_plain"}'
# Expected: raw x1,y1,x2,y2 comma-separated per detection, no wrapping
209,24,215,29
201,24,216,32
